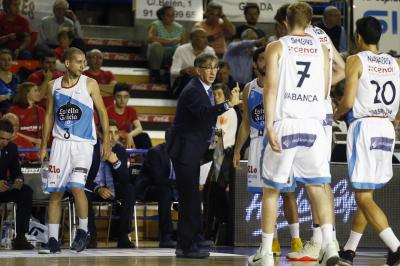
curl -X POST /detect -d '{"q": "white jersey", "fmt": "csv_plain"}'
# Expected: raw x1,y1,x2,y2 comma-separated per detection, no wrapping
275,35,326,121
52,75,96,144
305,25,333,95
349,51,400,122
247,78,265,139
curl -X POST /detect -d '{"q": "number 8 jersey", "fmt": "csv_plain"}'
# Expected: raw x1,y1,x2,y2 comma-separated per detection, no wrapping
349,51,400,122
52,75,97,144
275,35,326,121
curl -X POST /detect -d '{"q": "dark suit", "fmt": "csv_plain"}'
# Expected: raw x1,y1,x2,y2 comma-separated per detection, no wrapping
0,141,33,237
85,143,135,239
167,77,229,251
136,143,177,239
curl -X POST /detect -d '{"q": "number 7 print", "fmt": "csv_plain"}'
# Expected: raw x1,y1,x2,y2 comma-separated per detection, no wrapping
296,61,311,87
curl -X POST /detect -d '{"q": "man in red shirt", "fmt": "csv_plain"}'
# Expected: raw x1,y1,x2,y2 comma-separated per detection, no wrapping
106,83,152,149
83,49,117,97
28,52,63,108
0,0,32,59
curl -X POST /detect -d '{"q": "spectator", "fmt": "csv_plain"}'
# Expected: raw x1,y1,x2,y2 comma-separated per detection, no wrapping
203,83,237,243
170,27,215,96
37,0,84,55
8,82,45,148
223,29,266,88
83,49,117,96
0,49,19,112
194,2,235,58
0,0,32,59
136,133,178,248
2,112,36,162
0,119,34,250
315,6,347,52
27,51,63,108
214,61,236,89
235,3,265,39
147,5,187,83
85,120,135,248
107,83,152,149
53,27,74,61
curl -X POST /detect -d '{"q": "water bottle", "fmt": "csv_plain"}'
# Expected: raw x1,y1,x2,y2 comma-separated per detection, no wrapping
40,160,50,194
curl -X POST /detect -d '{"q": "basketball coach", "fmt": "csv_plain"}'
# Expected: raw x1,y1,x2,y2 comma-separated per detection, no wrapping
167,53,240,259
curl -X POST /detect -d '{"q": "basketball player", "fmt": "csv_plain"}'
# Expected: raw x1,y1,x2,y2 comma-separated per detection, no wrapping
233,46,303,256
285,3,346,260
38,47,111,253
248,3,338,265
334,16,400,266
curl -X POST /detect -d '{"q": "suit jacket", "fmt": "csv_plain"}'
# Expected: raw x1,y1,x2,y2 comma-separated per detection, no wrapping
135,143,174,199
85,143,130,192
167,78,229,165
0,141,24,182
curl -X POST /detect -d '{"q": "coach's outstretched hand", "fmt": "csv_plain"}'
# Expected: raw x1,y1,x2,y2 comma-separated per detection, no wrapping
229,83,241,107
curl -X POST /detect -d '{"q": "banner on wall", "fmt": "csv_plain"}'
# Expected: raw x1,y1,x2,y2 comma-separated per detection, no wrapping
218,0,296,23
353,0,400,52
1,0,54,31
135,0,203,21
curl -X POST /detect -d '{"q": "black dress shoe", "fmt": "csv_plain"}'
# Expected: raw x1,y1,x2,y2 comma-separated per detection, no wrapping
195,234,214,247
117,235,135,248
175,247,210,259
12,235,34,250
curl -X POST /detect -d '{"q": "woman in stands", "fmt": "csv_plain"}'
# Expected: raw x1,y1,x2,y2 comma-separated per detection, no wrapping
0,49,19,112
8,82,45,149
147,5,187,83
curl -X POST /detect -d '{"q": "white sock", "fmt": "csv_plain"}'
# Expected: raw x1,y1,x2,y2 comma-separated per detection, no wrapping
321,224,333,249
343,230,362,252
274,227,278,239
78,218,88,232
261,232,274,255
379,228,400,252
312,225,322,245
49,224,59,241
288,223,300,239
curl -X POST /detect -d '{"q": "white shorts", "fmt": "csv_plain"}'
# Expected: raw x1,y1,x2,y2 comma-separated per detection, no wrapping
247,137,264,193
347,118,394,190
261,119,331,190
46,138,94,193
248,137,296,193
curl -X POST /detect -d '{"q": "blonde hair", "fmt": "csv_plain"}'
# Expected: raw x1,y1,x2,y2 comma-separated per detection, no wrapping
287,2,313,29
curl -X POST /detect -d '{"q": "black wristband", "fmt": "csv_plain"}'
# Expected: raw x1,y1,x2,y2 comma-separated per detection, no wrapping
112,160,122,170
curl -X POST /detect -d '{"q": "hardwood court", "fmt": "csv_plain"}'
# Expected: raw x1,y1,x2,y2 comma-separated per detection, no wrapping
0,248,389,266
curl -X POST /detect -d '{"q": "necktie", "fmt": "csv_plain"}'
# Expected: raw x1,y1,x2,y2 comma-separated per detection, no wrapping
207,88,214,106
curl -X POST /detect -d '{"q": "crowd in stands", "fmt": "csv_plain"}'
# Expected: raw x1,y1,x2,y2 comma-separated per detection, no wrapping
0,0,366,251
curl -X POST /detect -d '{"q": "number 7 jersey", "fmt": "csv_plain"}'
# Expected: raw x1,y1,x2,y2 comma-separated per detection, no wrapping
349,51,400,122
275,35,326,121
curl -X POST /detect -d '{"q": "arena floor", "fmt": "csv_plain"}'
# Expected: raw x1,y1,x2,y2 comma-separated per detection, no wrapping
0,247,388,265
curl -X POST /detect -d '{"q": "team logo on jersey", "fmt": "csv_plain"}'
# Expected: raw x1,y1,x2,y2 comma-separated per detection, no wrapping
281,133,316,149
370,137,393,151
251,103,264,123
57,103,82,125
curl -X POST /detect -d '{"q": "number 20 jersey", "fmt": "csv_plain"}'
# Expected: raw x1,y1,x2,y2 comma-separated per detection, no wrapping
275,35,326,121
349,51,400,122
52,75,96,144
